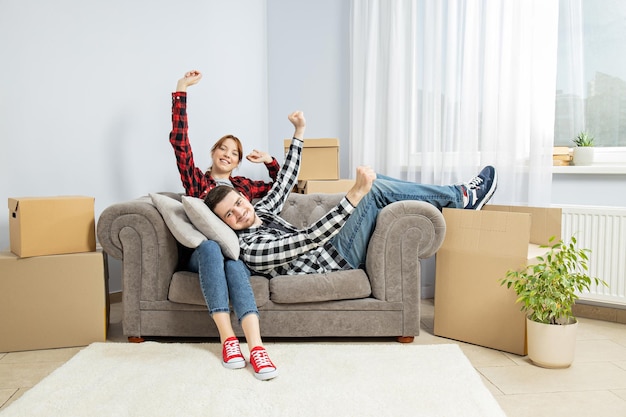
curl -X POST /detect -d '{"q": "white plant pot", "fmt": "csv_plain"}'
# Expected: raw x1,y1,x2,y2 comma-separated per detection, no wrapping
526,317,578,368
573,147,594,166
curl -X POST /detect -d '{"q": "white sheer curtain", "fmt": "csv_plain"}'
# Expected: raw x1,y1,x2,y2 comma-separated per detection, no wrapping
350,0,559,205
555,0,585,144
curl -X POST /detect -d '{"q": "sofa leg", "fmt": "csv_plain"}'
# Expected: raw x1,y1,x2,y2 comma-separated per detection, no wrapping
396,336,414,343
128,336,145,343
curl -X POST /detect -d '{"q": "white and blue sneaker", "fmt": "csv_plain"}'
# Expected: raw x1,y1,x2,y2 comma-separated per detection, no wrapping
463,166,498,210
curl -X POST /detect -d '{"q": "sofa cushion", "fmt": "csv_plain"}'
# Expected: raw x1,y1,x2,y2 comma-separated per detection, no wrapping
168,271,271,308
269,269,372,303
149,193,206,249
182,196,240,260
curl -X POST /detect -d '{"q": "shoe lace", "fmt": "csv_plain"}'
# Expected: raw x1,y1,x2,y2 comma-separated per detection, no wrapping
251,348,273,369
224,339,241,358
466,175,484,190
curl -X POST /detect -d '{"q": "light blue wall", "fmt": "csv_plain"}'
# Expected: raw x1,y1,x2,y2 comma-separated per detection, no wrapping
552,174,626,207
0,0,349,292
267,0,351,177
0,0,269,291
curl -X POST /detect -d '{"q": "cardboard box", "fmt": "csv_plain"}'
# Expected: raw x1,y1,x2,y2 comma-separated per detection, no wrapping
297,179,356,194
284,138,339,181
0,250,107,352
9,196,96,257
433,205,562,355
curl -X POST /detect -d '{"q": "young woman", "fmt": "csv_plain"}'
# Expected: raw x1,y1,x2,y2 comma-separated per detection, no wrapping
170,70,280,380
170,70,280,201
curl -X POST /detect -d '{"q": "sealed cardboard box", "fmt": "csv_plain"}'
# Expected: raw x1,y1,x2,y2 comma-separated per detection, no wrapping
434,205,562,355
297,179,356,194
9,196,96,257
0,250,107,352
284,138,339,181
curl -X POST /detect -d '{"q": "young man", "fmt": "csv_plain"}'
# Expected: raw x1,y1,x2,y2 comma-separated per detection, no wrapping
205,111,498,277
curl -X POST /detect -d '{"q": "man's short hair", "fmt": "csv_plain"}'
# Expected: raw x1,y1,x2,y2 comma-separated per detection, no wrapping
204,185,239,211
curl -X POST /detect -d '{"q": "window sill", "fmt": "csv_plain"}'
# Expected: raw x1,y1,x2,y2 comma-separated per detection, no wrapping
552,165,626,174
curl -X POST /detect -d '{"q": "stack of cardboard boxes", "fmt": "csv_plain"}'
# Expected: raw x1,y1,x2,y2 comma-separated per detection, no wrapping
284,138,355,194
1,196,107,352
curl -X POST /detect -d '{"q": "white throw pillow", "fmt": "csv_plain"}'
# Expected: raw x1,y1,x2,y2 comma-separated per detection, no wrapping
149,193,206,249
182,196,240,260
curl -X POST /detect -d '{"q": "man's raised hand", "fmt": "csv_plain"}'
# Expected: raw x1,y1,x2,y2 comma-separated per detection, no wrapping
345,166,376,207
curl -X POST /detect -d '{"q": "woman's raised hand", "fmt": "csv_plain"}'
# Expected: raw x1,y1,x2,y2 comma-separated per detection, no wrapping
246,150,272,164
176,70,203,92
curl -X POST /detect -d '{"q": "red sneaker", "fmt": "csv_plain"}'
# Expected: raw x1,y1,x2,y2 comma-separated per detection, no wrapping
222,337,245,369
249,346,278,381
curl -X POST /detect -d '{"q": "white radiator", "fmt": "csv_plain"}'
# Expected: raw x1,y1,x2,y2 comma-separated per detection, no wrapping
559,205,626,307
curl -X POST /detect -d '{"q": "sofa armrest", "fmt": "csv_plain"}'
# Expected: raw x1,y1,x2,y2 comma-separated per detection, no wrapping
96,195,179,305
365,201,446,302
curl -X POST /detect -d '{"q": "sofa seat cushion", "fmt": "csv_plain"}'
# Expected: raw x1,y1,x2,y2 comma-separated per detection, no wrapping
168,271,270,307
168,269,372,307
269,269,371,304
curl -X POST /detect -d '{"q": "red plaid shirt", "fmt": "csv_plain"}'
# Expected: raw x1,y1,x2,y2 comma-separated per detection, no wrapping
170,92,280,200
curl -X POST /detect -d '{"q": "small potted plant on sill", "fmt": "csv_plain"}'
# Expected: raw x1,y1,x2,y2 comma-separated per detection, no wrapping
572,131,595,166
499,236,608,368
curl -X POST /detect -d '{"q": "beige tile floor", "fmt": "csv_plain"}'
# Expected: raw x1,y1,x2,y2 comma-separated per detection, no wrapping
1,299,626,416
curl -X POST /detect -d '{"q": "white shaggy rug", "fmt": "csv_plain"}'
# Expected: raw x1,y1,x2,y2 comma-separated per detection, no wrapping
1,342,506,417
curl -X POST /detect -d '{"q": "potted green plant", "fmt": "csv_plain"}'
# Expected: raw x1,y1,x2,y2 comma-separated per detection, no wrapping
572,131,595,166
500,236,608,368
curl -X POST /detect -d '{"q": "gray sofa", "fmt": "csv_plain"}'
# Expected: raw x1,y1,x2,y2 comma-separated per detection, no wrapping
97,192,446,342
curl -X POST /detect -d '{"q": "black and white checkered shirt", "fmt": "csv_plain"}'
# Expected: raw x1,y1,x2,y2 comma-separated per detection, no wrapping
237,138,354,276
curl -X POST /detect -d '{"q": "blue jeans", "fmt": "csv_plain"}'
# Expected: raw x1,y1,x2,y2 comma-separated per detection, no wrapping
188,240,258,322
329,175,463,269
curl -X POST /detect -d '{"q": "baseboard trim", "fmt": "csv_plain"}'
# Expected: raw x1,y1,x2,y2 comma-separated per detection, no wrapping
573,303,626,324
109,291,122,304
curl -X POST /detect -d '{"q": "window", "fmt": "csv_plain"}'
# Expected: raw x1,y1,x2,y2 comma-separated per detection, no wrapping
555,0,626,147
